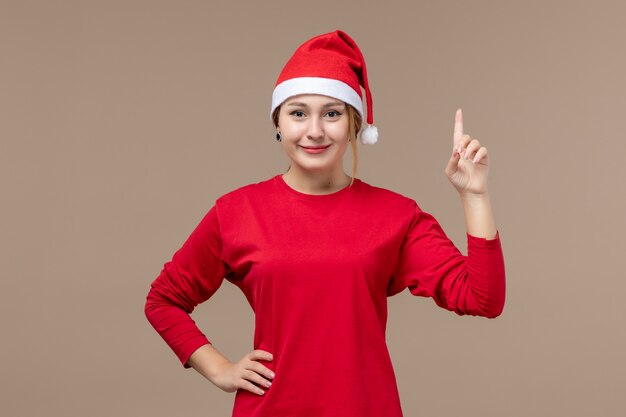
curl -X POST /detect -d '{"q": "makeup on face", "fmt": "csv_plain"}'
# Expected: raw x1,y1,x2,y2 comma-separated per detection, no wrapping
300,145,331,154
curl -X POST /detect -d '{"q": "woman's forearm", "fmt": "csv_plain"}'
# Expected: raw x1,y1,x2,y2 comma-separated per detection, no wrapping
187,343,231,383
460,192,498,239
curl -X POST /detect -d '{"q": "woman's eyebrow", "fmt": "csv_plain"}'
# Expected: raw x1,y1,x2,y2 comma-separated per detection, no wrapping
286,101,345,108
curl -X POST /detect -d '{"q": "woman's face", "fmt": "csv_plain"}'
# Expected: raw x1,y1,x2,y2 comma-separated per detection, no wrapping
277,94,350,176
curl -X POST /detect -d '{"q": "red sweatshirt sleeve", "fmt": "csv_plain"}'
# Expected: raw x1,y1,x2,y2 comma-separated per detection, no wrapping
388,202,506,318
144,205,231,368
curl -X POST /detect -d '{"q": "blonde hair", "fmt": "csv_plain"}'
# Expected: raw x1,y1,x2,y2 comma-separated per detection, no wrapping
271,102,363,187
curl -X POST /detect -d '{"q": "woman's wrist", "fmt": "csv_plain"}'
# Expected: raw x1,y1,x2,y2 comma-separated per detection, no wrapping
459,191,498,239
188,343,231,383
459,189,490,204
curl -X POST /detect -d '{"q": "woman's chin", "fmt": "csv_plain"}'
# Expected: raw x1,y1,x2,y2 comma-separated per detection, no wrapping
292,160,335,173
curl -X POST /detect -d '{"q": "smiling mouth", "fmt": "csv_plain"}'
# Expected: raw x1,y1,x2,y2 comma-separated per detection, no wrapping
300,144,330,154
301,145,330,149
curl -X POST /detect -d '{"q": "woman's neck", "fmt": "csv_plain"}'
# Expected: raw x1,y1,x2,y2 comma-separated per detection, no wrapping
281,168,352,195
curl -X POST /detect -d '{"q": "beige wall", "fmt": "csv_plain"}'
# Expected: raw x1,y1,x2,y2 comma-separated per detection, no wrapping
2,1,624,416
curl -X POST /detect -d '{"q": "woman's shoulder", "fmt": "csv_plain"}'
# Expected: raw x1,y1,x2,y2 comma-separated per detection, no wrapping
214,175,277,204
358,177,415,201
356,178,419,211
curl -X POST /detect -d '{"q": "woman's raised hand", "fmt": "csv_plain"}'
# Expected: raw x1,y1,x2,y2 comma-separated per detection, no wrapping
444,108,490,196
211,349,275,396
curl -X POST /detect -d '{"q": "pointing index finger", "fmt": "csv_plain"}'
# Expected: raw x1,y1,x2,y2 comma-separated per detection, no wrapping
454,108,463,150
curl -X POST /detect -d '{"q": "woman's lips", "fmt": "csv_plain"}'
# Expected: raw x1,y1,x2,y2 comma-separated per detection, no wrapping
301,145,330,154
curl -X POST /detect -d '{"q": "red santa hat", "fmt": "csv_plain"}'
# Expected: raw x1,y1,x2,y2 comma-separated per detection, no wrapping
270,29,378,144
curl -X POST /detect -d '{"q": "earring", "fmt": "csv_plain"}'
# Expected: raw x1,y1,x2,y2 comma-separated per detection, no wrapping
276,131,282,142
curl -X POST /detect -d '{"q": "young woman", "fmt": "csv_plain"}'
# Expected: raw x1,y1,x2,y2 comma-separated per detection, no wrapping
145,29,505,417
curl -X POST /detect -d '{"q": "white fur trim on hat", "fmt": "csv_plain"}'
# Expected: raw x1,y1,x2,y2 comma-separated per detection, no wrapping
270,77,364,120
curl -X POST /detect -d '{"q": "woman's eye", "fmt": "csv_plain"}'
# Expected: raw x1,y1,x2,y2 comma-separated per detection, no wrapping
289,110,342,118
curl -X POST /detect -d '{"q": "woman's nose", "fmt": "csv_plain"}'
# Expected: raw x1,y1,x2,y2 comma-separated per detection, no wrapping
307,118,324,139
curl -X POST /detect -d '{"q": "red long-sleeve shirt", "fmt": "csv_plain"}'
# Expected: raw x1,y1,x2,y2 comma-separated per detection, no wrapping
145,174,506,417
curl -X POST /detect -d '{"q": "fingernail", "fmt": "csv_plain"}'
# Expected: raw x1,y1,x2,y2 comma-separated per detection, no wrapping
472,156,478,163
270,372,275,378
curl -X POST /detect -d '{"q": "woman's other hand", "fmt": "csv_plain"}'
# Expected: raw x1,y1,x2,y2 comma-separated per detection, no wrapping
210,349,275,396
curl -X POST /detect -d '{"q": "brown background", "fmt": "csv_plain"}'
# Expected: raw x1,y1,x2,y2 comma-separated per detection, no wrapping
2,1,624,416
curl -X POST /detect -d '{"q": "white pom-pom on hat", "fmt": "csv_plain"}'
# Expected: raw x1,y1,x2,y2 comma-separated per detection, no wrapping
360,124,378,145
270,30,379,144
